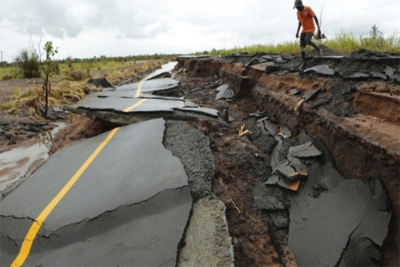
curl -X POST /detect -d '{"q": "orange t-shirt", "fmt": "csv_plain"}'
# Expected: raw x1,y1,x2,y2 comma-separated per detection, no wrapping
297,6,316,33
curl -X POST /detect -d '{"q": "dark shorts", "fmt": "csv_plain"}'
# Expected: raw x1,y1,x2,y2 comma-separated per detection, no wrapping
300,32,314,47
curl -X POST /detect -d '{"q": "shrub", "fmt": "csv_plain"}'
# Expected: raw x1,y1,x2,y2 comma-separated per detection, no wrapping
67,70,88,81
2,74,12,81
15,49,41,78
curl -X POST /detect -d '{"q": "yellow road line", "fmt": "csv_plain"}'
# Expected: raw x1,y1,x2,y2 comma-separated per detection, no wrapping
11,94,149,267
11,77,150,267
123,98,147,112
134,79,145,98
11,128,119,267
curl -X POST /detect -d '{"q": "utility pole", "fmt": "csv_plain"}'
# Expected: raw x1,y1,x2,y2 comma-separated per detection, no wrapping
0,51,3,62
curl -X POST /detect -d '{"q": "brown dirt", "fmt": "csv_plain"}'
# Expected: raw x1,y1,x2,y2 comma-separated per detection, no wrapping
178,71,294,266
0,78,40,102
353,91,400,125
48,116,112,154
259,73,335,93
197,119,282,267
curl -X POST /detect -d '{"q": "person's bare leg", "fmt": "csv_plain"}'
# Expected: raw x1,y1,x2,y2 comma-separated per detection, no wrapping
310,42,322,57
300,51,307,69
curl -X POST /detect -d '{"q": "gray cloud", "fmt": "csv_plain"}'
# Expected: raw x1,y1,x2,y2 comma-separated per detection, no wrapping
0,0,399,61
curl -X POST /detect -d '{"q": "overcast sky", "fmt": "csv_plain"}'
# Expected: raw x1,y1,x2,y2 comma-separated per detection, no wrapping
0,0,399,62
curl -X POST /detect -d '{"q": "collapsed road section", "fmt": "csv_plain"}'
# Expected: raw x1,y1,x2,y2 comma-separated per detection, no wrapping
0,65,234,266
1,49,399,266
173,47,399,267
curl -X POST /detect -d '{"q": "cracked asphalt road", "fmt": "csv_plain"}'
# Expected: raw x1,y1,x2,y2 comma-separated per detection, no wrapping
0,118,192,266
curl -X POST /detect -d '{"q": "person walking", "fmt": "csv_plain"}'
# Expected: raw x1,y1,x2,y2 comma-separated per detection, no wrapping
294,0,322,70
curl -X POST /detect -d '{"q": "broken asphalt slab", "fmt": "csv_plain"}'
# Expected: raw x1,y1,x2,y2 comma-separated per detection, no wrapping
113,78,179,94
71,75,220,120
71,95,218,118
0,119,191,266
304,64,335,76
215,84,234,100
248,115,392,265
288,170,391,267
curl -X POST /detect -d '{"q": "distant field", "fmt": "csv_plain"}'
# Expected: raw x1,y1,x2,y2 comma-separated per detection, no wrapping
0,55,176,81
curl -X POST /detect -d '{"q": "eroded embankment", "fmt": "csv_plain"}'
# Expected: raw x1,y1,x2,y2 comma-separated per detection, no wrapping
176,53,399,266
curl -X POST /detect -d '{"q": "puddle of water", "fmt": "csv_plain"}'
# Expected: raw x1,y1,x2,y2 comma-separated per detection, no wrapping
0,123,66,196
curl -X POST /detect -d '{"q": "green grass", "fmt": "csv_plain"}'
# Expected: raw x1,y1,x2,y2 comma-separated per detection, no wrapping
0,66,20,80
206,31,400,56
0,54,176,81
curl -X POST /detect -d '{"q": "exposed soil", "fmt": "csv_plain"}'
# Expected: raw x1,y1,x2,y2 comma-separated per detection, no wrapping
197,119,282,267
0,78,40,102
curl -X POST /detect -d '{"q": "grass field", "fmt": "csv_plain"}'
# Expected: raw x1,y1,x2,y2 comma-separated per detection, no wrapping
0,59,167,114
0,55,176,81
206,31,400,56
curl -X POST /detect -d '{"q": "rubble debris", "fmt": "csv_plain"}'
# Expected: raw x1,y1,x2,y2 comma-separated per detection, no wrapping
88,77,114,89
116,78,180,94
215,84,234,100
258,118,279,135
246,111,269,119
309,95,333,109
395,73,400,83
304,65,335,76
191,79,223,92
383,66,395,78
232,52,249,56
52,107,64,113
370,71,387,80
267,210,290,229
183,100,199,108
265,175,300,191
276,163,298,182
253,184,288,211
344,72,370,80
302,88,322,102
281,54,296,60
288,141,322,159
288,88,300,96
279,127,292,139
145,71,171,80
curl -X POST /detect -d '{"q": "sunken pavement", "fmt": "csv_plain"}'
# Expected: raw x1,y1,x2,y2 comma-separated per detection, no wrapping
1,47,399,267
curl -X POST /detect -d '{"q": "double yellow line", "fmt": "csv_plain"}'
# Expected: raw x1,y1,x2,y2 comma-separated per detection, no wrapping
11,80,147,267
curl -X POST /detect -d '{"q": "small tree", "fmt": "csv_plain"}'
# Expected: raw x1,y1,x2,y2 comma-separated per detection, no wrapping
37,41,58,117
